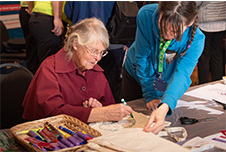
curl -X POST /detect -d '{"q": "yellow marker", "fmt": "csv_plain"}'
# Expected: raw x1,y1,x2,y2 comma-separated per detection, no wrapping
58,129,71,139
16,127,44,135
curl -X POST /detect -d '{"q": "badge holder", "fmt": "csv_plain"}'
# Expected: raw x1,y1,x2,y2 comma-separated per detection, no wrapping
153,77,168,93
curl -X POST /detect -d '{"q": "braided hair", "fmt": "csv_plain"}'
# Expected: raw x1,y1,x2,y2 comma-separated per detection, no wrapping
158,1,199,57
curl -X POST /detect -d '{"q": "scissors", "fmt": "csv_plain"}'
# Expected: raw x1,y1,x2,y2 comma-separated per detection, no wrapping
179,117,216,125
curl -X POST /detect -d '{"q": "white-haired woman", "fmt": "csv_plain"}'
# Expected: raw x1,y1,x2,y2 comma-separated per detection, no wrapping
22,17,133,123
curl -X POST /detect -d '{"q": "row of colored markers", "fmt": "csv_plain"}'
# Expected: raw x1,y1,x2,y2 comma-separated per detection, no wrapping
22,122,93,151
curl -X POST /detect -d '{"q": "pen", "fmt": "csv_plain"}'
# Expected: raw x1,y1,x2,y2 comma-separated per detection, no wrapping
212,99,226,110
121,98,134,118
28,130,43,141
212,138,226,144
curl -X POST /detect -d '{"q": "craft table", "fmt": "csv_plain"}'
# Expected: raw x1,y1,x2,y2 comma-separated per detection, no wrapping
127,80,226,151
0,80,225,151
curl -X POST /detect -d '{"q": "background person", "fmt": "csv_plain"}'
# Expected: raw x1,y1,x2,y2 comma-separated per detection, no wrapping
197,1,226,84
26,1,70,74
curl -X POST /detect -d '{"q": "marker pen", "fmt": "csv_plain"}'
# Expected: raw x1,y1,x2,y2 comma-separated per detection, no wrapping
77,131,92,141
51,146,61,151
59,126,76,135
212,138,226,144
57,141,68,149
28,130,43,141
29,142,47,151
46,122,64,137
58,129,81,146
59,125,92,142
57,136,74,147
121,98,134,118
37,130,52,143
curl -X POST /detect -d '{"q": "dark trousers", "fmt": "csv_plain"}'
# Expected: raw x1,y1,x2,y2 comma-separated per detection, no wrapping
27,13,66,74
121,66,143,102
19,7,30,47
19,7,30,61
98,47,124,103
198,30,225,84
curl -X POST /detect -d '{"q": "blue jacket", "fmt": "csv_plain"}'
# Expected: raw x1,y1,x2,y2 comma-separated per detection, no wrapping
64,1,115,25
125,4,205,115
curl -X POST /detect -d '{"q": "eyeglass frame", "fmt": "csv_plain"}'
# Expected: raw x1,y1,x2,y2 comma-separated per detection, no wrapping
84,45,108,57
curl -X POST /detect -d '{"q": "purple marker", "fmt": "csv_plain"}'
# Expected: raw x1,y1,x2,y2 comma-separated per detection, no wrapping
57,136,74,147
28,130,43,141
67,136,80,146
52,146,61,151
73,134,86,144
77,131,92,141
57,141,67,149
212,138,226,144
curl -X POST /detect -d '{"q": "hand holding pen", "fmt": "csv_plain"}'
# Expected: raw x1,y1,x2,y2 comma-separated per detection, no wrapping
121,98,134,118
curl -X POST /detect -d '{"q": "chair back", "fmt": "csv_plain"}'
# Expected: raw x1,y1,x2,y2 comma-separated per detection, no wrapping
0,20,10,52
0,63,33,129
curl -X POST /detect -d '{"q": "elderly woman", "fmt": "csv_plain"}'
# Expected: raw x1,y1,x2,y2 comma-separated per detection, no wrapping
22,17,133,123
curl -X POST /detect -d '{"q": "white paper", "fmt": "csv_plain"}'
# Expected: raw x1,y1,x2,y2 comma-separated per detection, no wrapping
176,100,224,115
182,136,214,152
204,133,226,150
184,83,226,104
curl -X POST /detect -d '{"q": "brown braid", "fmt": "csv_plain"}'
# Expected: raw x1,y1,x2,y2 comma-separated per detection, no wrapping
180,16,199,57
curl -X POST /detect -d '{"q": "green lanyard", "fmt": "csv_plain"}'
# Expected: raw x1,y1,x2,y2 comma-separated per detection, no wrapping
158,37,172,77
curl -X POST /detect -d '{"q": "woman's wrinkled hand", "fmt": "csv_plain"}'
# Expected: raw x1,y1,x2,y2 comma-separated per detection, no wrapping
82,97,103,108
106,104,134,121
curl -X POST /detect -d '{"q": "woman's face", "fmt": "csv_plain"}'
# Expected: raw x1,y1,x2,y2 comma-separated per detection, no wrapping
72,40,105,72
158,13,193,40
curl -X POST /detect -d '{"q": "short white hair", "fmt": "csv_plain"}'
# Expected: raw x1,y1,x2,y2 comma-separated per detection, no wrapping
64,17,109,61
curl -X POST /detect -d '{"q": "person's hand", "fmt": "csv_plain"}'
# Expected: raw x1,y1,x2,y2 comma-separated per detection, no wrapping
146,99,161,110
52,18,64,36
82,97,103,108
25,8,32,15
106,104,133,121
143,103,169,135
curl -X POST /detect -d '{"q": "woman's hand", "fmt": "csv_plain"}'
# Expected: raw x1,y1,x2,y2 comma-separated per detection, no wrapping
146,99,161,110
105,104,134,121
87,103,134,122
82,97,103,108
143,103,169,135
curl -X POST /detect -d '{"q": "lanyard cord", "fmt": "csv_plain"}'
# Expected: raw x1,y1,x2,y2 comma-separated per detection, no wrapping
158,37,172,78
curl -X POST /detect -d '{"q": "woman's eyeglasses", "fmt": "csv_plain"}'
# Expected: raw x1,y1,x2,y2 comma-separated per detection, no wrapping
85,45,108,57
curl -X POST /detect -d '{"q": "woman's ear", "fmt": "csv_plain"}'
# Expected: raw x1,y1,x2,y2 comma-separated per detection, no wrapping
72,39,78,50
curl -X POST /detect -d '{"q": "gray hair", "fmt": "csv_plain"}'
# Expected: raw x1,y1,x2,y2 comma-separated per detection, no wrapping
64,17,109,61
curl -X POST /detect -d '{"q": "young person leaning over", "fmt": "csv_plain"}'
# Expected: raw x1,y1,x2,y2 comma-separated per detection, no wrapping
121,1,205,134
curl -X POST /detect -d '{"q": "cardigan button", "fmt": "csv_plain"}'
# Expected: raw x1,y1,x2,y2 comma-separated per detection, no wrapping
81,86,86,92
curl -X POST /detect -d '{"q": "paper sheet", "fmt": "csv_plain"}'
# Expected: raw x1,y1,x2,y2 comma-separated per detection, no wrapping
176,99,224,115
204,133,226,150
88,128,190,152
89,111,170,135
184,83,226,104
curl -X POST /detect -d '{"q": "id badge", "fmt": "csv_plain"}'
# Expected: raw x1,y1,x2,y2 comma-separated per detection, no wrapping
152,77,168,92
